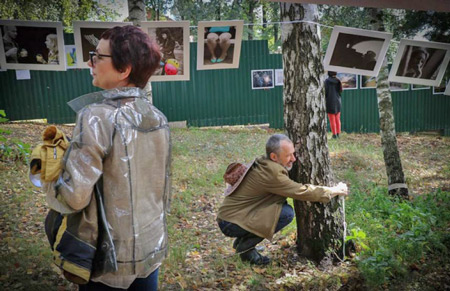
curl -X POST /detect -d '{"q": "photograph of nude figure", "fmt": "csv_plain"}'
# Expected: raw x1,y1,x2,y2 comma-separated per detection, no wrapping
197,20,243,70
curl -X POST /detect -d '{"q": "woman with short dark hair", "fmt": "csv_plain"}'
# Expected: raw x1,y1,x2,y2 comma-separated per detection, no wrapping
56,25,171,290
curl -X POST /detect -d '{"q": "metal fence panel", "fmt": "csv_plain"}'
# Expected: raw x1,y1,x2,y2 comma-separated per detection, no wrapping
0,39,449,134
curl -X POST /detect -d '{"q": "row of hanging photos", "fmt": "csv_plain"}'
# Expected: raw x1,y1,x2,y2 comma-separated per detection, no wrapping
0,19,449,93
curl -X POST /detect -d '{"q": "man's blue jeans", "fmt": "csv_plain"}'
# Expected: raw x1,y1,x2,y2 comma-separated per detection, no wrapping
218,202,294,249
79,268,159,290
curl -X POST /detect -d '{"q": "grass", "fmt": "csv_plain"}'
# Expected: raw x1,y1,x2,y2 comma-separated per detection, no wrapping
0,123,449,290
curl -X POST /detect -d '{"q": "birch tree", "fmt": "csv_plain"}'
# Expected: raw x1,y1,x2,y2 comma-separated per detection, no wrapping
369,8,409,199
127,0,146,25
127,0,155,103
281,3,345,263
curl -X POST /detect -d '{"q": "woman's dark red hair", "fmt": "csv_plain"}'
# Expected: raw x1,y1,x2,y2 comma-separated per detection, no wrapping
101,25,161,88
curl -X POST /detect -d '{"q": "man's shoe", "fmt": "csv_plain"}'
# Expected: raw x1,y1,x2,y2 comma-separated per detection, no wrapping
235,236,264,253
240,249,270,265
232,237,242,249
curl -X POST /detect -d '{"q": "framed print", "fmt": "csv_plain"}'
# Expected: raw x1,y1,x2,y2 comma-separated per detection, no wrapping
252,69,274,90
275,69,283,86
65,45,77,69
323,26,392,77
360,75,377,89
197,20,244,70
0,20,65,71
389,82,409,91
337,72,358,89
388,39,450,87
73,21,131,69
412,84,430,90
433,78,447,94
140,21,190,81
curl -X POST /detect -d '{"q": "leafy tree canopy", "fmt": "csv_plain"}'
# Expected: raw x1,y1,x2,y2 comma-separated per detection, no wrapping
0,0,119,32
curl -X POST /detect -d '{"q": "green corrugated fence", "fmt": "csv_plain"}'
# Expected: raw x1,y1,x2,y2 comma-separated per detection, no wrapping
0,39,449,134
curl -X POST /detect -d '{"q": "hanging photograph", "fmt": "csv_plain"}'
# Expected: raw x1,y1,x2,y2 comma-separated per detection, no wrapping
337,72,358,89
252,69,274,90
197,20,244,70
65,45,77,69
388,39,450,87
275,69,283,86
323,26,392,77
140,21,190,81
73,21,131,69
389,82,409,91
412,84,430,90
433,77,448,94
0,20,65,71
360,75,377,89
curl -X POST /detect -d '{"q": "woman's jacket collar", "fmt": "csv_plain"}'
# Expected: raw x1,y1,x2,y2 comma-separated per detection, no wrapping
67,87,144,113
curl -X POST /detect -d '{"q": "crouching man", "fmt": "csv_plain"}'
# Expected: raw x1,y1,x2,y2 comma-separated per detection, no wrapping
217,134,348,265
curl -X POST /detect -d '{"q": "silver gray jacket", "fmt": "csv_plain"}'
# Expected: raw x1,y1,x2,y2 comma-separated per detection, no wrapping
56,87,171,288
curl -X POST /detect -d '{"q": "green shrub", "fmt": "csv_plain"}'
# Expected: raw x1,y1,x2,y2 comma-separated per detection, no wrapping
0,110,31,164
346,186,450,288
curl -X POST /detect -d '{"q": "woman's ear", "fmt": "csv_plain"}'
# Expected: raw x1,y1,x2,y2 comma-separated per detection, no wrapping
119,65,132,81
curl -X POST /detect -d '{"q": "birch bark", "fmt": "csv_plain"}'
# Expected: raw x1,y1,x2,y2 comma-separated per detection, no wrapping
369,8,409,199
281,3,345,263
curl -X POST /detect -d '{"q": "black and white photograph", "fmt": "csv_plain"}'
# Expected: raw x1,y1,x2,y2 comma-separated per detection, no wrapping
252,69,274,89
141,21,190,81
275,69,283,86
389,39,450,87
0,20,65,71
323,26,392,77
73,21,131,69
389,82,409,91
337,72,358,89
197,20,243,70
360,75,377,89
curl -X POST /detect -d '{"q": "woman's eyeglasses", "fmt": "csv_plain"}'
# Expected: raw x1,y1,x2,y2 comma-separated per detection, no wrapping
89,51,112,66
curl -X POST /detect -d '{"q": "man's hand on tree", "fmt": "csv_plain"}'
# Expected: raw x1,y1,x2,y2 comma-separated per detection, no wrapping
330,182,348,198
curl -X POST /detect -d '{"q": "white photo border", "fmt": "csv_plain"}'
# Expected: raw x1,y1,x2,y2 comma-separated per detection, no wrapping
251,69,274,90
274,69,283,86
140,21,190,82
65,45,77,70
389,82,410,92
197,20,244,70
0,20,66,71
73,21,131,69
323,26,392,77
411,84,430,90
337,72,358,90
433,86,445,94
388,39,450,87
360,75,377,89
445,81,450,96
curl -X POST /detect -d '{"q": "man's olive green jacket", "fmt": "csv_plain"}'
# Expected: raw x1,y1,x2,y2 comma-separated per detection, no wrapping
217,157,332,240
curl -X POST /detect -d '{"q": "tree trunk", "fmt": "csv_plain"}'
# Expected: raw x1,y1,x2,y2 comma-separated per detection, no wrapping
280,3,345,264
369,8,409,199
127,0,146,25
247,0,257,40
127,0,153,103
